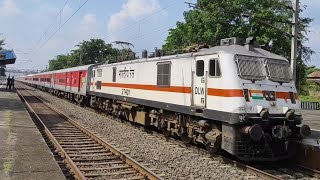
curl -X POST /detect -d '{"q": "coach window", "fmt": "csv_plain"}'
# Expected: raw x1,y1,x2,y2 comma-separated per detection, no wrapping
196,60,204,76
112,67,116,82
157,62,171,87
97,69,102,77
209,59,221,77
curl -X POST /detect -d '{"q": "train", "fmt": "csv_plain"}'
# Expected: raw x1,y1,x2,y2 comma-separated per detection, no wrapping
18,37,311,161
0,49,16,65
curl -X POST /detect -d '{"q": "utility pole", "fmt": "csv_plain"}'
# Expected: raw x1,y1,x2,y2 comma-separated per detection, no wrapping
79,51,82,65
291,0,299,83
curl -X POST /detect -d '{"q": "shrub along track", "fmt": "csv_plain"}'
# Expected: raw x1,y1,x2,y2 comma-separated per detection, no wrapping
18,82,319,180
16,85,162,180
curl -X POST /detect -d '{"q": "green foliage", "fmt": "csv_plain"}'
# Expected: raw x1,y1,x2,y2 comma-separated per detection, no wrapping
299,66,320,99
163,0,313,91
299,95,320,102
305,66,320,75
299,80,320,102
48,39,120,71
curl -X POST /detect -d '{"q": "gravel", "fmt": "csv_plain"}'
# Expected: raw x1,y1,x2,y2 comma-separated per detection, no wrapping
21,83,257,180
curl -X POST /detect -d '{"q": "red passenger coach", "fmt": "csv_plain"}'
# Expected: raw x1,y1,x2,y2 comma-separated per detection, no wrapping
51,65,93,96
19,64,94,105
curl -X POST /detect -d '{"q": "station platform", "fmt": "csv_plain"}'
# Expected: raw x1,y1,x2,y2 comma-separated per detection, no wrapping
0,82,65,179
302,110,320,130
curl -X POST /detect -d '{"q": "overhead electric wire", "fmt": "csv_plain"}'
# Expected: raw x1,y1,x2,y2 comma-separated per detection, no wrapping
26,0,89,71
105,0,181,40
32,0,89,56
30,0,70,53
126,25,175,42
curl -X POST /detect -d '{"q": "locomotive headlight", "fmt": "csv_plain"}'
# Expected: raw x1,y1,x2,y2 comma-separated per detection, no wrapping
269,91,275,101
263,91,270,100
263,91,276,101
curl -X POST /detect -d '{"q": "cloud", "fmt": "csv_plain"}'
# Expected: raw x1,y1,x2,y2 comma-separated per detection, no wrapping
82,14,97,26
0,0,20,17
107,0,161,36
73,13,100,42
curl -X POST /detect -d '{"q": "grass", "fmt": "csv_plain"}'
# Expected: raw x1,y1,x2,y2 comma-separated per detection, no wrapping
299,95,320,102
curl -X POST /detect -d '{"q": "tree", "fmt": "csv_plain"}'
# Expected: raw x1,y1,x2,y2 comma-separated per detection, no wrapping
73,39,117,65
48,54,73,71
163,0,313,91
48,39,119,70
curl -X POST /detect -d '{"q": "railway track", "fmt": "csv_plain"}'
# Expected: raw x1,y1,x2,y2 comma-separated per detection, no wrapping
16,86,162,180
18,83,319,180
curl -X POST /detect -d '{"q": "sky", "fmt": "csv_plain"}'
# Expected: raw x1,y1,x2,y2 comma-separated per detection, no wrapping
0,0,319,71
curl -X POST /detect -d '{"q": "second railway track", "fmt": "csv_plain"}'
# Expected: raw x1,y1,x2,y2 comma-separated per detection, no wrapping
16,86,162,180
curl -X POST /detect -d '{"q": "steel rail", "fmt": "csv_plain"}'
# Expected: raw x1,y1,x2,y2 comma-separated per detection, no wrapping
16,88,86,180
220,157,283,180
16,86,162,180
294,164,320,178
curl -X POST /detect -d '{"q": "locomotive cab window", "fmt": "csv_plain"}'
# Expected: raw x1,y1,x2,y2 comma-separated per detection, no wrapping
157,62,171,86
196,60,204,76
209,59,221,77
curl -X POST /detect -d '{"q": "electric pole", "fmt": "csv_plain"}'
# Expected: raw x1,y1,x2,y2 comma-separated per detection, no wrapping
79,51,82,65
291,0,299,83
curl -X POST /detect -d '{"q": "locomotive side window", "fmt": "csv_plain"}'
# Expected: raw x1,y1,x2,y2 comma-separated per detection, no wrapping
97,69,102,77
209,59,221,77
196,60,204,76
157,62,171,86
112,67,116,82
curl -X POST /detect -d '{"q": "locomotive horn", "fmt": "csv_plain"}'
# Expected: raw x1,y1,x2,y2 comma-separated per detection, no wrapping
240,124,264,142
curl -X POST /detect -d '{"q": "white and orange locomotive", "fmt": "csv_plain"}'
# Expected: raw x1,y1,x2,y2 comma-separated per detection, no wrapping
19,37,310,161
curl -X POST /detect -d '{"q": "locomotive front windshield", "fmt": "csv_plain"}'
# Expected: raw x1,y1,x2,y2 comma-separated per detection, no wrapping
236,55,292,83
235,55,265,81
266,59,292,83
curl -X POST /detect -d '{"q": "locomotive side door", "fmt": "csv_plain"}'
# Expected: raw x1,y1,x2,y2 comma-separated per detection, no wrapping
192,56,207,108
78,71,82,92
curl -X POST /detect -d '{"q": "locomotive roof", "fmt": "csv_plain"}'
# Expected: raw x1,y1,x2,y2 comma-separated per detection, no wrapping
95,44,288,68
197,45,288,61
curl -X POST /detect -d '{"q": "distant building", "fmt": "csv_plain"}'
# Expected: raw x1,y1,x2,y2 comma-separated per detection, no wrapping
307,71,320,84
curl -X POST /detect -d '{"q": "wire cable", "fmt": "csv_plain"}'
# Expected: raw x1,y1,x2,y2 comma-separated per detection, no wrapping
32,0,89,56
30,0,70,53
126,25,175,42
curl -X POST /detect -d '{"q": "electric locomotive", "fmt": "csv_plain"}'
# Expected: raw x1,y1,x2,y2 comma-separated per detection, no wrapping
18,37,310,161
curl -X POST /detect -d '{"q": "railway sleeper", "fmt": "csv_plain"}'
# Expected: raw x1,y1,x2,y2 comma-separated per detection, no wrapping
68,152,113,157
72,156,119,162
83,170,139,177
79,165,131,171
